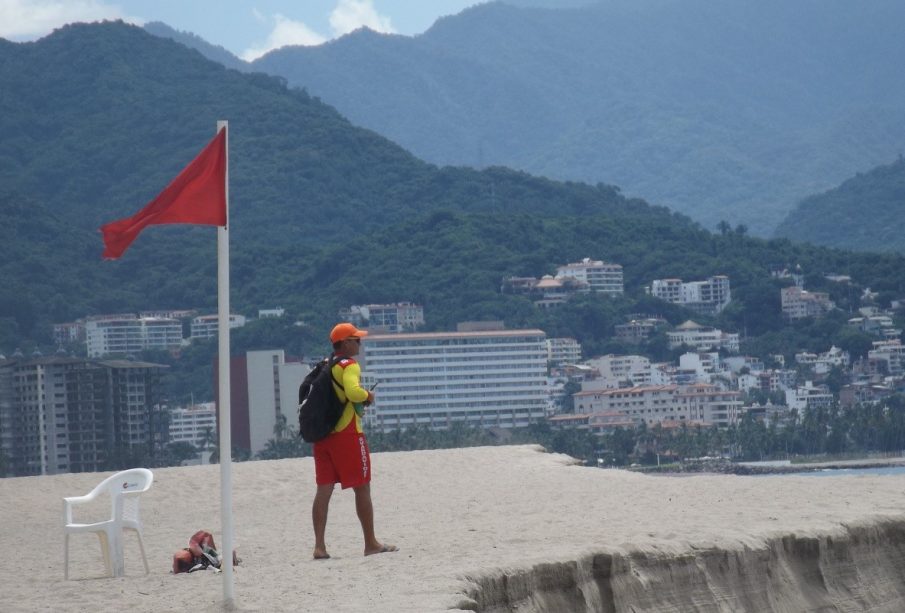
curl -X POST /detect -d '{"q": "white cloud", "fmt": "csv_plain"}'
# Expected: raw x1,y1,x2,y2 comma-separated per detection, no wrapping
240,1,396,62
329,0,394,37
240,13,326,62
0,0,137,39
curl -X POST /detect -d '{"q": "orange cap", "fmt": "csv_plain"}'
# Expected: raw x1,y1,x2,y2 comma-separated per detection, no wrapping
330,322,369,344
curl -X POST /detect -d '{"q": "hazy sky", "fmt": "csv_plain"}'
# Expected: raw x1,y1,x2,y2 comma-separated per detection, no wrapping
0,0,486,60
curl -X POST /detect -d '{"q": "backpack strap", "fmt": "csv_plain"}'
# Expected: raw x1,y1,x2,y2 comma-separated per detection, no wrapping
328,354,345,391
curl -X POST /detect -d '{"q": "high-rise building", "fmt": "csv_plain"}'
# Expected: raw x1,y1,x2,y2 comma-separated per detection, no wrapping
359,329,549,432
0,356,167,476
214,350,307,456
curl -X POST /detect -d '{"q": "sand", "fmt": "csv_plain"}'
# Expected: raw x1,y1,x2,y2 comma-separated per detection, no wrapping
3,444,905,612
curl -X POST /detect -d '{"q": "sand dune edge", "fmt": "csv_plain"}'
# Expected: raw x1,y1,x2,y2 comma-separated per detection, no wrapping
461,519,905,612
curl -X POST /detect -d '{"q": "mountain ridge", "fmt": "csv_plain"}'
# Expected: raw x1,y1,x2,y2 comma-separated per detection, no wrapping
247,0,905,235
774,157,905,253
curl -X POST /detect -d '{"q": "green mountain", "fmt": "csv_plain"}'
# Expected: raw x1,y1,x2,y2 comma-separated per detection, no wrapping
1,20,904,379
774,157,905,253
248,0,905,236
0,22,682,348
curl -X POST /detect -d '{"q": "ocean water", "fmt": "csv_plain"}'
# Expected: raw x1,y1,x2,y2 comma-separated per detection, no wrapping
798,465,905,477
742,465,905,477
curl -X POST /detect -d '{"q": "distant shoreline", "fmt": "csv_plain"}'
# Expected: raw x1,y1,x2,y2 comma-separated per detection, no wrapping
632,456,905,476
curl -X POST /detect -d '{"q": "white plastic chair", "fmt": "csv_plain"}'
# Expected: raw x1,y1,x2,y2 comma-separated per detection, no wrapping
63,468,153,579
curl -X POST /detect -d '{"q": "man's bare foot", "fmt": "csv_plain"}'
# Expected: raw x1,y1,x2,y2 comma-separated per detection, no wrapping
364,543,398,556
313,548,330,560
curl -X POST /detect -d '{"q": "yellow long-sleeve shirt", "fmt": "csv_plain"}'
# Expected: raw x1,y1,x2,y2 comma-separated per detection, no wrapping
331,357,369,434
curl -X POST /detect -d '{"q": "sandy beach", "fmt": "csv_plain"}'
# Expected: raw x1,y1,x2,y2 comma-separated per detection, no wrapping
3,444,905,612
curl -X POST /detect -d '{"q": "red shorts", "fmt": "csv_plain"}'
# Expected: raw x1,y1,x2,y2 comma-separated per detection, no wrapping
313,430,371,489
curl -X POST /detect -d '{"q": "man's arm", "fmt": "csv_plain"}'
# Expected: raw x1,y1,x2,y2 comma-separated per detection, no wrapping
341,361,371,404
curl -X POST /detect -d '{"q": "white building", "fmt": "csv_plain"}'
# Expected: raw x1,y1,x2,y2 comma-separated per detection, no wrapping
722,356,765,374
360,329,549,431
86,315,183,357
258,308,285,318
795,346,850,375
190,313,247,340
583,355,651,390
140,309,196,320
574,383,742,427
244,350,307,455
340,302,425,333
53,321,85,345
650,276,731,315
781,286,835,320
546,337,582,366
168,402,217,451
868,340,905,376
678,352,724,384
676,384,743,427
785,381,834,411
667,321,739,353
555,258,624,295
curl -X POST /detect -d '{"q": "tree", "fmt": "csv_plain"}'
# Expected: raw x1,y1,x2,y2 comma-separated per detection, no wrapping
560,380,582,413
161,441,199,466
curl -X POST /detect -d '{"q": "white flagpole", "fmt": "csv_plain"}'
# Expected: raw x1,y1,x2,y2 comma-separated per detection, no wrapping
216,119,235,605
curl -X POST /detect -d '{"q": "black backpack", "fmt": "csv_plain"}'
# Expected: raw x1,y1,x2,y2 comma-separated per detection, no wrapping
297,355,346,443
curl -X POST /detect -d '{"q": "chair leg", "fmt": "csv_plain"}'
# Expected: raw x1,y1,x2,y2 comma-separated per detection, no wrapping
108,529,125,577
64,533,70,580
98,532,112,577
135,529,149,575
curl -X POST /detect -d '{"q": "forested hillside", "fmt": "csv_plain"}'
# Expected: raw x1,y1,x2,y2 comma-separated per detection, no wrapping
249,0,905,236
775,157,905,253
2,21,905,405
0,21,682,350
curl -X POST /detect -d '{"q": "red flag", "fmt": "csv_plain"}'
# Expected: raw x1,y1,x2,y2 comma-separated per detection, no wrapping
100,129,227,259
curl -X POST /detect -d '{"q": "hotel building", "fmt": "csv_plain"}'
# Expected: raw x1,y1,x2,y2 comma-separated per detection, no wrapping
168,402,217,451
214,349,307,456
85,314,184,357
0,356,167,476
359,329,549,431
573,383,742,427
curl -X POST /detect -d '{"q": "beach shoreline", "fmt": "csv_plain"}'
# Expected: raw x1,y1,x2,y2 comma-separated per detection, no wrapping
631,454,905,476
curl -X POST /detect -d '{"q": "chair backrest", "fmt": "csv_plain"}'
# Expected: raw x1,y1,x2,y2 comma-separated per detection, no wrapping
92,468,154,522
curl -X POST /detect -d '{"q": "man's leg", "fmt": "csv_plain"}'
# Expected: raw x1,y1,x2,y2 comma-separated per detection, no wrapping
354,483,397,556
312,483,334,559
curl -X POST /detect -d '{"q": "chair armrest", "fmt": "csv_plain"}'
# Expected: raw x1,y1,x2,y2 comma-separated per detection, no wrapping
63,494,95,524
64,494,93,505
